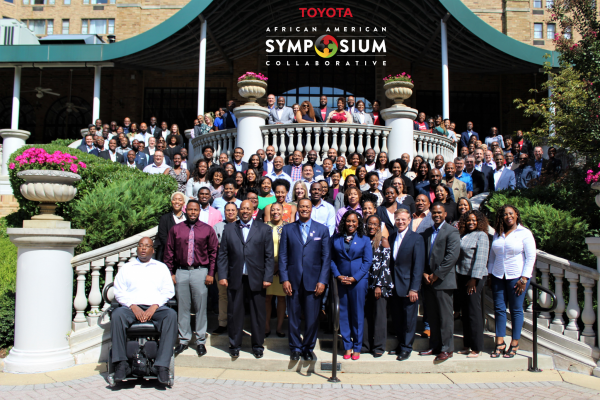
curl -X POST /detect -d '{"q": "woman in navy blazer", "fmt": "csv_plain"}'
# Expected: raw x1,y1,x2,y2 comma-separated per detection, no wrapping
330,210,373,360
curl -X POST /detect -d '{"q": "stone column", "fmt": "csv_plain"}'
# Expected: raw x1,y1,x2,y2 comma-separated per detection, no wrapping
0,129,30,195
380,106,418,161
585,237,600,377
234,105,269,162
184,129,197,166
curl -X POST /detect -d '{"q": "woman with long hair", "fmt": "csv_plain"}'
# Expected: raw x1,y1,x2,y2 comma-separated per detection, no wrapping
185,159,209,199
165,153,190,193
265,202,288,338
412,161,431,190
331,210,373,360
326,97,352,124
452,197,473,229
407,155,423,180
369,100,385,126
362,214,392,357
356,165,369,191
167,124,184,147
290,181,309,206
391,176,415,215
165,134,182,160
456,210,490,358
335,187,362,229
488,205,535,359
207,167,225,199
434,184,457,223
258,176,276,210
364,171,383,207
264,179,296,223
375,152,391,189
247,154,266,176
334,174,360,212
291,104,300,123
295,101,317,123
198,113,215,136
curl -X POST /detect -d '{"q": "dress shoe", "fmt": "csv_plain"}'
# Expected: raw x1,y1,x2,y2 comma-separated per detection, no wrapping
351,353,360,361
253,350,264,359
360,347,370,354
212,326,227,335
113,360,129,382
388,348,400,356
156,366,170,385
396,351,411,361
196,344,207,357
373,352,384,358
434,352,453,362
229,348,240,358
290,351,301,361
302,351,314,361
174,344,188,355
418,348,437,356
343,353,351,360
276,331,286,338
422,329,430,338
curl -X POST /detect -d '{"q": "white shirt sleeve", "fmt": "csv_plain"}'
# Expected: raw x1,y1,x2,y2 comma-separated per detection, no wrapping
113,268,132,307
487,234,497,274
157,267,175,307
521,230,537,278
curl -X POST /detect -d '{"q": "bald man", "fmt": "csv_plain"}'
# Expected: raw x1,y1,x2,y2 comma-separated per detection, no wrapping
268,96,294,124
217,200,274,359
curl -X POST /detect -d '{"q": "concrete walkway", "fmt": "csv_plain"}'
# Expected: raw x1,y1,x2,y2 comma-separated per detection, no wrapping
1,364,600,398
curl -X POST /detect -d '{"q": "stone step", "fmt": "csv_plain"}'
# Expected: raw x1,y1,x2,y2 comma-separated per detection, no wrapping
174,344,554,374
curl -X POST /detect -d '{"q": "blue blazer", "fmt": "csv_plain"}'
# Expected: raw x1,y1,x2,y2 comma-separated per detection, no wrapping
388,229,425,297
515,165,536,189
282,164,303,178
490,168,516,191
330,234,373,283
460,131,479,149
279,220,331,291
413,121,429,130
77,143,99,156
134,152,149,168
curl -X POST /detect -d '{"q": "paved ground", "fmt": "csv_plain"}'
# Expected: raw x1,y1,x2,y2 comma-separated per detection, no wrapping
1,373,600,399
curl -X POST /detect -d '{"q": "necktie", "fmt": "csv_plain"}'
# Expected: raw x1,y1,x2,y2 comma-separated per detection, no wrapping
302,224,308,244
187,223,195,266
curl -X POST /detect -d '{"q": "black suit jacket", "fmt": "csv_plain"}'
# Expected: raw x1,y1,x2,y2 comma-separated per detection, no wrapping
382,174,415,198
376,204,410,235
388,229,425,297
528,158,549,174
98,150,124,163
315,106,333,122
154,212,178,262
217,219,274,292
223,110,237,129
480,165,493,192
469,168,486,196
422,222,460,290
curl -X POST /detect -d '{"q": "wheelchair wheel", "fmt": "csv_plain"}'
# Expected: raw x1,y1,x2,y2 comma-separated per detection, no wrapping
168,354,175,387
107,348,116,387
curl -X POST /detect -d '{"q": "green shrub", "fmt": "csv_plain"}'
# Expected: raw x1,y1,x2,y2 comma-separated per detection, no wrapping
0,219,17,296
0,290,15,348
8,145,178,254
50,138,78,147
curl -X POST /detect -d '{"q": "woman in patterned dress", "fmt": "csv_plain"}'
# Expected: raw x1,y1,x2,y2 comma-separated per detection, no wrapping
264,179,296,223
164,153,190,193
362,214,392,357
265,202,288,337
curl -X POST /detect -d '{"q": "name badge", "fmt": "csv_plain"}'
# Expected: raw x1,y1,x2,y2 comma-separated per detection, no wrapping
314,237,321,241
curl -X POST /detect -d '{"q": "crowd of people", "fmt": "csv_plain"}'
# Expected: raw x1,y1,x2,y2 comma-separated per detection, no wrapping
108,116,546,383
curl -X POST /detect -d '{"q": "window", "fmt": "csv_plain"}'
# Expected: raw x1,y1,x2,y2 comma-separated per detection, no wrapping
547,23,555,39
22,0,28,4
4,0,14,3
32,0,55,4
564,26,572,39
81,19,113,34
533,0,542,7
62,19,68,34
63,0,69,4
24,19,53,35
546,0,554,7
534,23,543,39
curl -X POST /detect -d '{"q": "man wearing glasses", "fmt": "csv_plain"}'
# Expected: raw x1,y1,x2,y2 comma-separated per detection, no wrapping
514,153,536,189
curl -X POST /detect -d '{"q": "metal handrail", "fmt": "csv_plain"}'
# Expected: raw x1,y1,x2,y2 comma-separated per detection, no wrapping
328,274,341,383
529,281,558,372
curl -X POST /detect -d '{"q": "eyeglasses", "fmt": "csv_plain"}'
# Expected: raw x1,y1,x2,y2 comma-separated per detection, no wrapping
137,244,153,249
302,105,309,108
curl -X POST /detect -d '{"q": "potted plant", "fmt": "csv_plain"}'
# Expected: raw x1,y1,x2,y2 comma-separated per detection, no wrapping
10,148,85,220
383,73,414,106
237,72,268,104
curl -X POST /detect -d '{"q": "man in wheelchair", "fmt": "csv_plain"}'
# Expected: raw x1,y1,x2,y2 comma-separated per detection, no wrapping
111,236,176,386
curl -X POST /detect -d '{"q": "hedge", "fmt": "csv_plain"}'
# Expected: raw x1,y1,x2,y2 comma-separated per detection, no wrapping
8,144,178,254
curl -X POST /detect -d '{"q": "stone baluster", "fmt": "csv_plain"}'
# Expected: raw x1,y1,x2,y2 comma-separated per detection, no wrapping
418,135,425,158
525,273,534,316
215,134,222,161
117,249,131,273
421,135,429,163
102,254,118,312
212,137,219,163
226,131,233,159
287,128,295,155
549,266,566,333
373,130,381,154
356,128,365,155
298,127,306,155
381,130,389,154
347,127,356,156
262,129,269,152
537,261,552,327
313,126,321,161
339,128,348,158
72,264,90,331
278,129,286,157
87,259,104,327
564,270,581,339
321,128,330,159
364,129,372,152
580,276,596,345
331,127,340,155
304,127,313,161
232,131,238,151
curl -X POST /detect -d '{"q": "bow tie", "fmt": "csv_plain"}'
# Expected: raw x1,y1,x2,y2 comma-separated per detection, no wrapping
240,222,251,229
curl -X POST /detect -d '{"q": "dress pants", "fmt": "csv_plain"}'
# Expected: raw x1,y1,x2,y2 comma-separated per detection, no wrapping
390,294,419,353
287,283,322,353
338,278,368,352
423,285,454,353
362,290,388,354
111,305,177,368
455,274,486,352
228,275,266,351
176,268,209,346
215,272,228,328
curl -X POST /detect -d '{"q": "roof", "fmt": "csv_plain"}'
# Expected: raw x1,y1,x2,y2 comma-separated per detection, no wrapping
0,0,559,73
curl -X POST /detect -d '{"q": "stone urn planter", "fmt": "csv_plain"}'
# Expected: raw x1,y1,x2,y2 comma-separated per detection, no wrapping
237,79,268,105
592,182,600,208
383,81,414,106
17,170,81,220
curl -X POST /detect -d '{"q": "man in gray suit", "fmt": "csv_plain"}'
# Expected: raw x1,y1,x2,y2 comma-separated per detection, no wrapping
268,96,294,125
419,203,460,362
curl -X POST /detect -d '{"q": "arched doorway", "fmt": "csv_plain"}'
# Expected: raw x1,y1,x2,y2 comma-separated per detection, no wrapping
0,97,36,139
44,96,92,142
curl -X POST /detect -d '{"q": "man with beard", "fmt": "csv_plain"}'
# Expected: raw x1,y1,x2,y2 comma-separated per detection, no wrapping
417,169,455,203
315,95,333,123
346,95,357,114
165,200,218,358
268,96,294,124
305,150,324,176
148,116,158,135
364,149,377,172
263,146,276,174
327,148,338,163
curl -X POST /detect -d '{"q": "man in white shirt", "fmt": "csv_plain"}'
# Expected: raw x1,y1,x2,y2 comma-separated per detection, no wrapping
268,97,294,124
473,148,485,171
135,122,153,146
263,146,276,174
111,237,176,385
156,121,170,141
146,137,156,156
484,150,495,168
143,150,170,174
124,150,143,170
267,156,293,202
308,182,335,236
99,138,124,163
364,149,377,172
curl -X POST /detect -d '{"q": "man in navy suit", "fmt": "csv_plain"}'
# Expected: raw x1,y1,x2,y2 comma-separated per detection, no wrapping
388,208,425,361
78,134,99,156
459,121,479,150
279,198,331,361
489,153,516,191
222,100,238,129
315,95,333,123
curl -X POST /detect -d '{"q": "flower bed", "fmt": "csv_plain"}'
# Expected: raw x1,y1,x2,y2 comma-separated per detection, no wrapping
10,148,87,174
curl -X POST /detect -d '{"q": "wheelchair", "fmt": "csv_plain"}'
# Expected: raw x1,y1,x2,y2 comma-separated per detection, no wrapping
102,282,177,387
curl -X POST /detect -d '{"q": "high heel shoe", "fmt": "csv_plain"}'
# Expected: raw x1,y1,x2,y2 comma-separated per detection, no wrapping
351,353,360,361
343,353,351,360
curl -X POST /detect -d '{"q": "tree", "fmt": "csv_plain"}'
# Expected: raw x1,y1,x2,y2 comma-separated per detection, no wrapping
514,0,600,154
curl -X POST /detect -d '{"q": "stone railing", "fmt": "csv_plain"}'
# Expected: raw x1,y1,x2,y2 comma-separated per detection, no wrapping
188,128,238,165
413,130,456,166
70,226,157,332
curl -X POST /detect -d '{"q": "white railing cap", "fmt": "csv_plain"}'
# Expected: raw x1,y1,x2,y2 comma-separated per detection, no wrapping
260,122,392,132
536,250,600,280
71,226,158,268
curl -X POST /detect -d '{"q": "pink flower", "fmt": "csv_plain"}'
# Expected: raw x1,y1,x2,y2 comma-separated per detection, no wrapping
69,164,78,174
9,163,14,170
